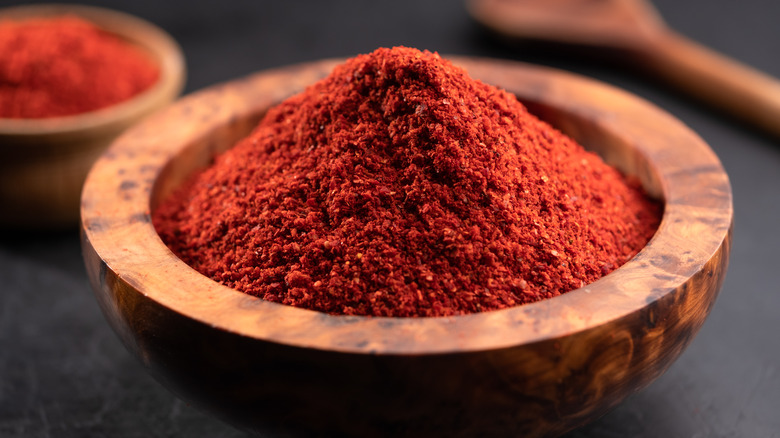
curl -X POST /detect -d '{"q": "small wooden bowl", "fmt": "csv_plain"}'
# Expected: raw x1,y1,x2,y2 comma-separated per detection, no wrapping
0,4,185,228
81,58,732,437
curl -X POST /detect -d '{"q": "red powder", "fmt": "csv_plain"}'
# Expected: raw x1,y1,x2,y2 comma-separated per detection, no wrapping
0,15,159,118
153,47,661,317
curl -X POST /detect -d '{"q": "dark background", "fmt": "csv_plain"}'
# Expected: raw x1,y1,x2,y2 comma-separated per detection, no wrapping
1,0,779,436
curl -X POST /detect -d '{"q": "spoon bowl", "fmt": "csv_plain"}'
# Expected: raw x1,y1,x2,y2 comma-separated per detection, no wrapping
467,0,664,48
467,0,780,139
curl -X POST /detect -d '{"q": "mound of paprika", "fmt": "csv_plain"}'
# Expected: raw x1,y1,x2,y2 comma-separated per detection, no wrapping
0,15,159,119
153,46,661,317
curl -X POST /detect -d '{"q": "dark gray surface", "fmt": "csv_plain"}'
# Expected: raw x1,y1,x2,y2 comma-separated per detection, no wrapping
1,0,779,436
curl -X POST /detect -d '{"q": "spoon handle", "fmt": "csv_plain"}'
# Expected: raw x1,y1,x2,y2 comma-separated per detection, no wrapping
642,30,780,138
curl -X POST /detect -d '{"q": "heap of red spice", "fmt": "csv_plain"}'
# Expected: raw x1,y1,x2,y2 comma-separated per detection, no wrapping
0,15,159,119
153,47,661,317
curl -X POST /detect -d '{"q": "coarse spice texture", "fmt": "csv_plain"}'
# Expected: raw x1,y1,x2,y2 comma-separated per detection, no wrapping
0,15,159,118
153,47,661,317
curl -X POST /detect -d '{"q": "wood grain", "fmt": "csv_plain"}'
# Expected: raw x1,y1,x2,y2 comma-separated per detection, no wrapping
0,4,185,228
81,58,732,437
467,0,780,139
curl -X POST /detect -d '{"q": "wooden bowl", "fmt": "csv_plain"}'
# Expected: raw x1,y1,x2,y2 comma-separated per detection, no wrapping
0,4,185,228
81,58,732,437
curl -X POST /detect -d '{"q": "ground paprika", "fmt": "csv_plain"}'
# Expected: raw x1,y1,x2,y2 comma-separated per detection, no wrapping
153,46,661,317
0,15,159,119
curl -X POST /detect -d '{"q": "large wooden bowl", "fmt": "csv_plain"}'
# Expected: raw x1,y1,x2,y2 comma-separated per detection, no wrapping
81,58,732,437
0,4,185,228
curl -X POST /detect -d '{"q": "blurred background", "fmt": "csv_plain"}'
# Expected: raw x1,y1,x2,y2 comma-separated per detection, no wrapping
1,0,779,436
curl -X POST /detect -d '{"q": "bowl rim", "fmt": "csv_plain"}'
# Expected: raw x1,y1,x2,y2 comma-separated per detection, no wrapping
0,3,186,137
81,57,733,355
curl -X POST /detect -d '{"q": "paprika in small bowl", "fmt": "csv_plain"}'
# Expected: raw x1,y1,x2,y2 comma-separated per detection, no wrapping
81,55,732,437
0,4,185,228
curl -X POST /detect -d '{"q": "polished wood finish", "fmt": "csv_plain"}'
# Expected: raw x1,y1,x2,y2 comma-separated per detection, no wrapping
0,4,185,228
81,58,732,437
467,0,780,139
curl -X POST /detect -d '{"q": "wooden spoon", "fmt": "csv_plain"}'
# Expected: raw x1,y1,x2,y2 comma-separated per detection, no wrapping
467,0,780,138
